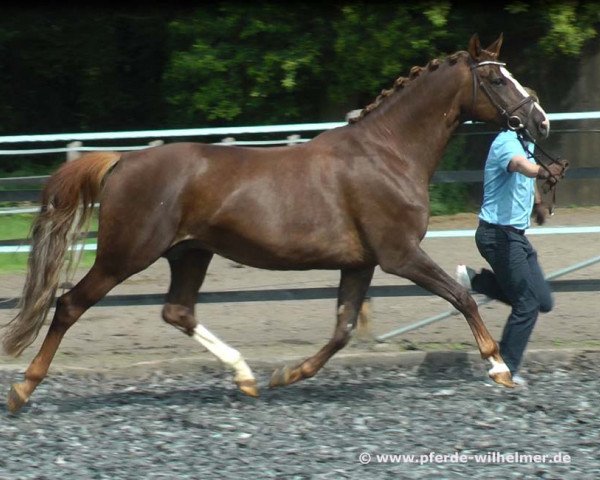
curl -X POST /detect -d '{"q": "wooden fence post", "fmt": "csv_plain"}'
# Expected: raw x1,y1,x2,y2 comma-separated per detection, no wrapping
66,141,82,162
287,134,301,145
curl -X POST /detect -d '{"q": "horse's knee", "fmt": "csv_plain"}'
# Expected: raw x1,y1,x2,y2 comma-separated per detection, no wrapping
162,303,197,335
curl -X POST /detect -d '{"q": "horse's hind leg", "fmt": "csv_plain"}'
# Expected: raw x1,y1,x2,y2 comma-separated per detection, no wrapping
270,266,374,388
7,264,121,413
162,247,258,397
379,246,513,387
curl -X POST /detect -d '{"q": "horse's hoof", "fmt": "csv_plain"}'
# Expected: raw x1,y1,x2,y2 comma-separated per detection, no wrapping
7,383,29,413
236,379,260,398
269,366,292,388
489,370,515,388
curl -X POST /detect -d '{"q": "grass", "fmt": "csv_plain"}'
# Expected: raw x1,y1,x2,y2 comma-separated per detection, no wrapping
551,339,600,348
0,214,36,241
0,251,97,274
0,212,98,274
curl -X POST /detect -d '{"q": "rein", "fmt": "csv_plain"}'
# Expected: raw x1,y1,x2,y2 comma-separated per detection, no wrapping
516,132,566,214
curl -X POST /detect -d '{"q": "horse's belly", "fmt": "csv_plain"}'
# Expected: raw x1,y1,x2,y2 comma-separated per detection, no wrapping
197,227,371,270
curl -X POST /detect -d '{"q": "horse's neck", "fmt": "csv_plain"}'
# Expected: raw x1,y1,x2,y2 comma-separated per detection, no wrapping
356,67,466,179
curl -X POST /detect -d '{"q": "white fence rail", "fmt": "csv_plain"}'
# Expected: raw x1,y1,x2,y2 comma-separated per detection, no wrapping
0,111,598,150
1,110,599,207
0,122,342,146
3,225,600,254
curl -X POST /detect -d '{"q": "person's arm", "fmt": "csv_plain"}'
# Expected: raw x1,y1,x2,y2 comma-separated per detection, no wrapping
507,155,543,177
508,154,567,185
506,154,549,224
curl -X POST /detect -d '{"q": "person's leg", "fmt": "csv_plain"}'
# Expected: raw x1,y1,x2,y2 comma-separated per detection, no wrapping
471,268,511,304
471,224,511,303
526,246,554,313
495,235,544,374
471,226,552,375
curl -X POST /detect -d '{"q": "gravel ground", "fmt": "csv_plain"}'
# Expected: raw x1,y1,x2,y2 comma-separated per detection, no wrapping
1,355,598,480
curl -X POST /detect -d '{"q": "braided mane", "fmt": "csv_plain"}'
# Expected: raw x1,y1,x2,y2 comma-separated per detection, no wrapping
348,51,466,123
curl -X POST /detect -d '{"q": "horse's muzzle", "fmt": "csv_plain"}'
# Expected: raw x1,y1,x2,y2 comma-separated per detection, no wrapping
539,119,550,139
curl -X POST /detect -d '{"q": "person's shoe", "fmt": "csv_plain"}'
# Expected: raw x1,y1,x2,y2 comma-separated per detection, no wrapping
512,374,528,388
456,264,476,290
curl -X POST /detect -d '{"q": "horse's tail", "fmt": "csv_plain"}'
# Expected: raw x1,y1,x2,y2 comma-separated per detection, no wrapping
2,151,122,357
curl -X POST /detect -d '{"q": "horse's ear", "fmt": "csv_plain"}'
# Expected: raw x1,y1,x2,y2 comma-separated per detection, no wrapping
468,33,482,61
485,33,504,59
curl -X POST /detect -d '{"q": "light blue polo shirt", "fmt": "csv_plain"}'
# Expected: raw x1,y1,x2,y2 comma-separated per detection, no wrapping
479,130,536,231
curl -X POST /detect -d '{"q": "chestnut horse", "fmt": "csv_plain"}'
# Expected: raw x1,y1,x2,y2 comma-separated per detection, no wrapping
3,34,549,412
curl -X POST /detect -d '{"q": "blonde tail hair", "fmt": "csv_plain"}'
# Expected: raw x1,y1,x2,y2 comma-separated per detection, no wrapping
2,151,121,356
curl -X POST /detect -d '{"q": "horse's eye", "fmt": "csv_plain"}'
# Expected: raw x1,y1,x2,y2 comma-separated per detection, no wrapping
491,77,505,86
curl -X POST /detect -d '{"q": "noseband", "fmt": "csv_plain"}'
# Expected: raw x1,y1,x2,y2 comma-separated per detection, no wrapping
470,60,536,132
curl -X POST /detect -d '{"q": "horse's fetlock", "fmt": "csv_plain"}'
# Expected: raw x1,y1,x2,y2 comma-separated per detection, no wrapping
300,362,317,379
481,340,499,359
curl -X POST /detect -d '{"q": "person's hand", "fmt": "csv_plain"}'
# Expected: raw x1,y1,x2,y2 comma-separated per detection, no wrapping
532,202,548,226
537,159,569,193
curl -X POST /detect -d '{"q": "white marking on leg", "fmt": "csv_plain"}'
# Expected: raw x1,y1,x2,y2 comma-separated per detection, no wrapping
488,357,510,375
193,325,255,383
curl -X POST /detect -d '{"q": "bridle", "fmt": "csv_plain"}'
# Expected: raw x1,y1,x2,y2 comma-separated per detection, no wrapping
470,59,567,214
470,60,537,132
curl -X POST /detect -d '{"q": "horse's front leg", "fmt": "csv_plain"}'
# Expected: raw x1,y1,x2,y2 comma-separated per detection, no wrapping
270,266,374,388
379,246,514,388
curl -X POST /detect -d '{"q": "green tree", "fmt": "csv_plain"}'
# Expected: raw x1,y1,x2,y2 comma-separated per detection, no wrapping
0,7,173,135
163,4,336,126
163,2,461,125
328,2,453,113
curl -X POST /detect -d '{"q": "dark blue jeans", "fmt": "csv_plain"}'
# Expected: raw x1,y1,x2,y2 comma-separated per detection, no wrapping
472,222,554,374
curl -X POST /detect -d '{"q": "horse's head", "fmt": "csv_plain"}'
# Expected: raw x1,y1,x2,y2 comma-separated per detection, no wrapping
466,33,549,141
